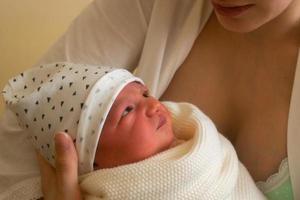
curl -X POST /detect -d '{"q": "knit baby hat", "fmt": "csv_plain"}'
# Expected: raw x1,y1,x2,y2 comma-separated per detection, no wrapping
2,62,143,174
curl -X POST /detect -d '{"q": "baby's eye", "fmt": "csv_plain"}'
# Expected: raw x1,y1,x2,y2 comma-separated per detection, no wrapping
143,91,150,98
121,106,134,117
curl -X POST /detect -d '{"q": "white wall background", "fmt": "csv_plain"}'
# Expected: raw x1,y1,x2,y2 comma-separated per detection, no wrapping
0,0,92,114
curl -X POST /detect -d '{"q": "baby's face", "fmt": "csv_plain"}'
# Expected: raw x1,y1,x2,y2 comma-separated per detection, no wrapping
94,82,174,169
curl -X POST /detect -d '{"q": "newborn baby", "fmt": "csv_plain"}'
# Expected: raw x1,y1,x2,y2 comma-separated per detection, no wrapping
2,62,266,200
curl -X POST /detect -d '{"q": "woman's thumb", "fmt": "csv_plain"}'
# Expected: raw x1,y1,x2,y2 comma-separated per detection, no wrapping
54,132,82,200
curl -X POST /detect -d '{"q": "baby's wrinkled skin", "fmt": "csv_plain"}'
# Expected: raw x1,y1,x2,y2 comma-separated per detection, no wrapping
94,82,176,169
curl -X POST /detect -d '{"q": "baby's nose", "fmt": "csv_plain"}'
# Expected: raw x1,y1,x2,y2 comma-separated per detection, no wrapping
146,98,160,117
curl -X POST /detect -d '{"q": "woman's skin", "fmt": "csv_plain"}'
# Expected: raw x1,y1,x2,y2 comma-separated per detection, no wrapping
36,133,82,200
37,0,300,199
161,0,300,182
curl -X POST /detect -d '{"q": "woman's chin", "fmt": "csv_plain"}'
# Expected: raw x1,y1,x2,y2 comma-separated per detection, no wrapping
217,17,262,33
214,10,268,33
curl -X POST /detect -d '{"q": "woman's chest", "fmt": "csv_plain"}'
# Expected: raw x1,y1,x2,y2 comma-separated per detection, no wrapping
160,15,298,181
161,42,296,143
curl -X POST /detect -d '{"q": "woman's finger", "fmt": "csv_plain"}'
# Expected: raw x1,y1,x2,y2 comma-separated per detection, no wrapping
54,132,82,200
36,151,56,200
36,150,55,180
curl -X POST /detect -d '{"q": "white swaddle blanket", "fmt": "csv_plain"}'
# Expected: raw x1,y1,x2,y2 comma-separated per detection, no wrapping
0,102,266,200
78,102,266,200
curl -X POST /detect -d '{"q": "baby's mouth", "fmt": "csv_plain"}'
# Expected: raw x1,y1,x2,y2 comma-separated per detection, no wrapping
157,115,167,130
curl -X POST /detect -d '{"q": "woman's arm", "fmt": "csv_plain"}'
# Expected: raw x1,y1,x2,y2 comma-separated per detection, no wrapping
36,132,82,200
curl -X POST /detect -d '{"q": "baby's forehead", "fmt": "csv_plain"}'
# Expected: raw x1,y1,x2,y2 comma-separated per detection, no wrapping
128,81,147,89
120,82,147,95
110,82,147,107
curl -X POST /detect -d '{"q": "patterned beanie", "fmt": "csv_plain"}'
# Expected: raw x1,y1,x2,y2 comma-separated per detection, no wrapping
2,62,143,174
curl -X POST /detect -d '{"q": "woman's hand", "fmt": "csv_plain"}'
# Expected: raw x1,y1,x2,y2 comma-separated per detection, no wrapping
36,132,82,200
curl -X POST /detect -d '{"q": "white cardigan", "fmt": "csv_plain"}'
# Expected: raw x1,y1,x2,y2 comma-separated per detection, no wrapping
0,0,299,198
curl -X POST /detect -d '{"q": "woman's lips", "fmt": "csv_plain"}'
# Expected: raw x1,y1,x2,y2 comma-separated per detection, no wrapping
212,3,254,17
157,115,167,130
